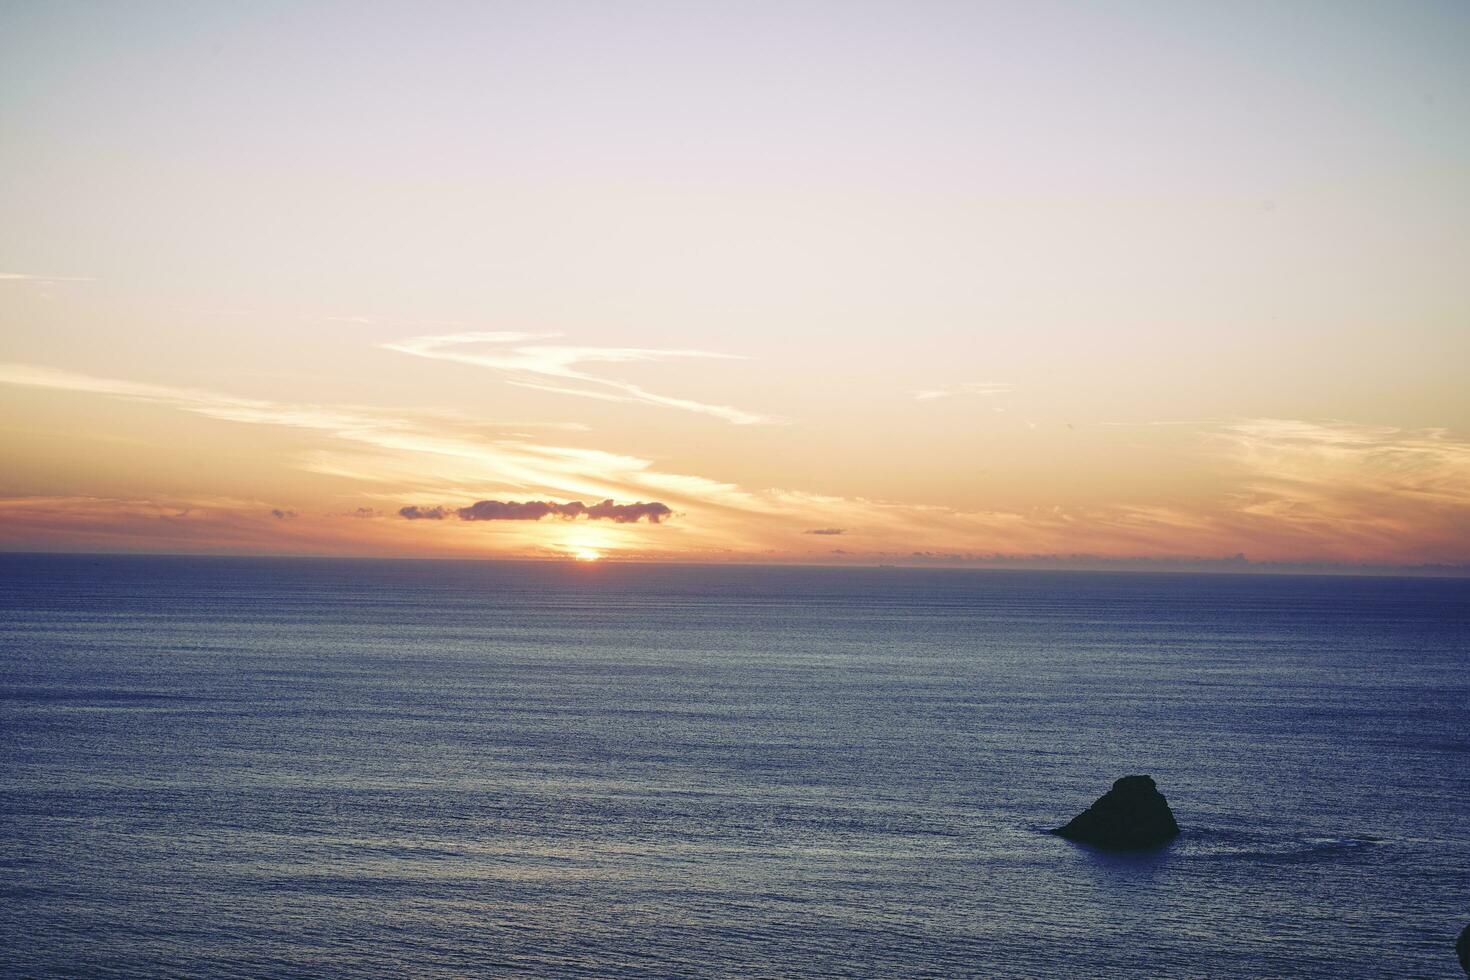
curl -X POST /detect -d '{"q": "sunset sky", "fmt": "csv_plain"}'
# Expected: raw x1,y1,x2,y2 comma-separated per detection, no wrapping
2,1,1467,568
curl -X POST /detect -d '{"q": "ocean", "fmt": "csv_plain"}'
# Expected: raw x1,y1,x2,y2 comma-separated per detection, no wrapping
2,554,1467,977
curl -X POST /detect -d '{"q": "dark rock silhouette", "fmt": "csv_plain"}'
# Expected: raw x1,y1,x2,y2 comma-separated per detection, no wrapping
1052,774,1181,849
1456,923,1469,977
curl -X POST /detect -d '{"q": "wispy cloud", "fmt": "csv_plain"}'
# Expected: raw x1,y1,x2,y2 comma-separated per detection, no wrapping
2,362,1466,565
914,382,1013,401
1207,418,1470,562
0,273,94,283
0,362,726,555
382,331,776,425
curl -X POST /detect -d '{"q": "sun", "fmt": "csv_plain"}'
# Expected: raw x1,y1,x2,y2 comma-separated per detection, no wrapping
572,547,602,562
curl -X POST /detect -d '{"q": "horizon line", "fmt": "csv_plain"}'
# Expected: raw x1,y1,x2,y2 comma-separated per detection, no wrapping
3,548,1467,580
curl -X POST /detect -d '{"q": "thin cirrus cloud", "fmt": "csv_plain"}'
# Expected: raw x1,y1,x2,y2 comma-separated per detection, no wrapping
1212,418,1470,554
402,499,673,524
914,382,1013,401
382,331,776,425
0,273,95,283
2,361,1467,564
0,360,727,532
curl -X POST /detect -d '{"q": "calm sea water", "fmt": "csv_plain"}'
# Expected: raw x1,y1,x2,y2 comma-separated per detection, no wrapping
2,554,1467,978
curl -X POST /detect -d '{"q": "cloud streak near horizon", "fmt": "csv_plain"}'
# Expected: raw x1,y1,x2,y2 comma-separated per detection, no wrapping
2,361,1468,565
400,499,672,524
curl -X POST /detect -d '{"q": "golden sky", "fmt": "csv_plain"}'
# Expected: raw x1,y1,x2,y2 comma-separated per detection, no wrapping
2,2,1467,568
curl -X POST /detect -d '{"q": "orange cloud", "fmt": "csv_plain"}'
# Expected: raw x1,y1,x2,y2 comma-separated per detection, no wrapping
1,363,1466,566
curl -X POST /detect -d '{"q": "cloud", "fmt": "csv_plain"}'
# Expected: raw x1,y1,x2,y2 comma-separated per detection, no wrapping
397,498,674,525
398,505,447,520
270,508,297,520
3,360,1467,566
447,499,672,524
1205,418,1470,562
580,499,673,523
804,527,846,535
0,273,94,284
455,500,560,521
382,331,775,425
914,382,1012,401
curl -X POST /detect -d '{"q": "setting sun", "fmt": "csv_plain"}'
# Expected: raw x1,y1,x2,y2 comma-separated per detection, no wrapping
572,548,602,563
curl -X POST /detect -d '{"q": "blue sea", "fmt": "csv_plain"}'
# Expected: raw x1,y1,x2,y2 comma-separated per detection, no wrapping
2,554,1467,977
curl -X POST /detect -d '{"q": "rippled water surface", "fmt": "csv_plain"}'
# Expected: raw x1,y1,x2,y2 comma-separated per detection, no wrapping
2,555,1467,977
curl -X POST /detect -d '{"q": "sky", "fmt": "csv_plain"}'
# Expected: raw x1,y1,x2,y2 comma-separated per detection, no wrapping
1,0,1467,568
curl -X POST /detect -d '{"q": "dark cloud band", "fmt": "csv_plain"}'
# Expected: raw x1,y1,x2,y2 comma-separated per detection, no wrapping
400,499,672,524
